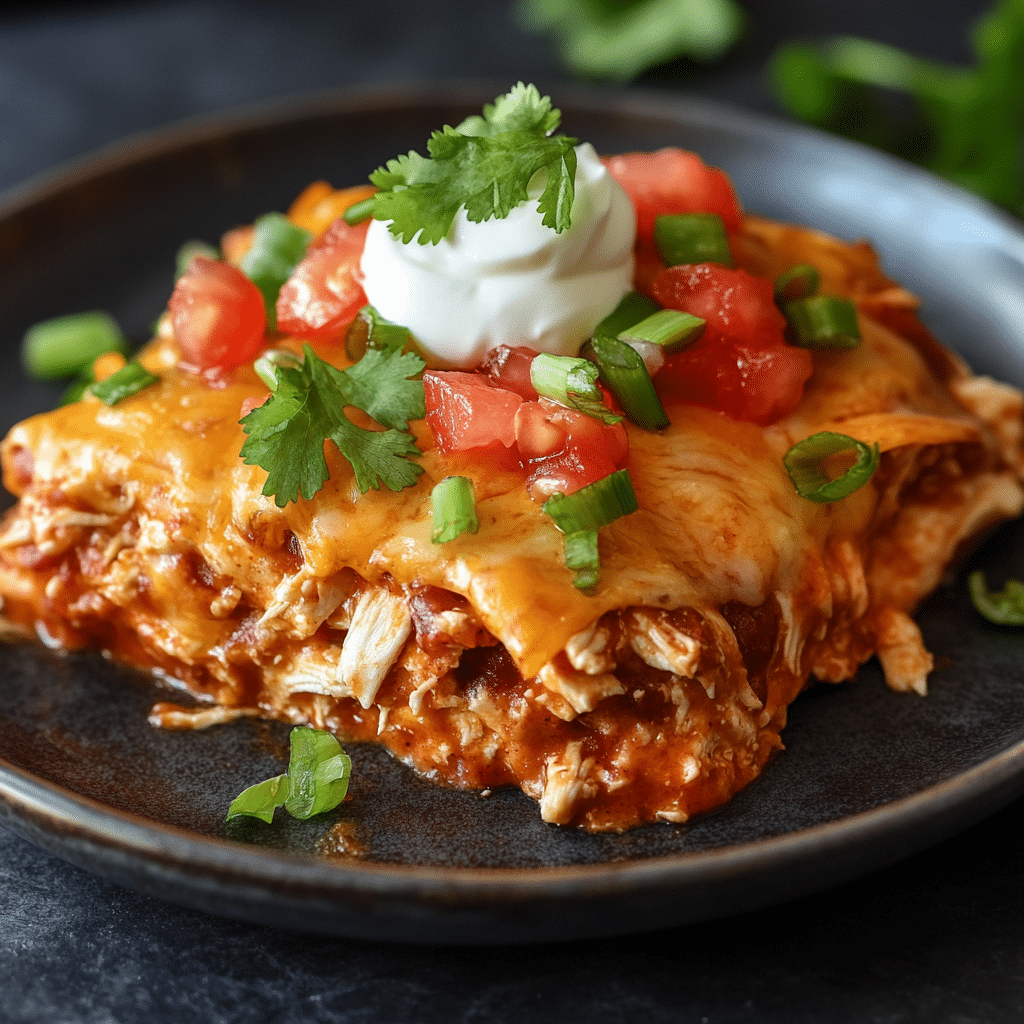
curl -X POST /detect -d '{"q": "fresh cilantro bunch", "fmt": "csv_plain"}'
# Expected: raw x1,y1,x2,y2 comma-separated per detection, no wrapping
772,0,1024,217
369,83,579,244
518,0,745,81
239,344,425,506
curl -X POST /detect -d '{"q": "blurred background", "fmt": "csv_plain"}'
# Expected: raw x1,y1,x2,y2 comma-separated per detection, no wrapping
0,0,1018,215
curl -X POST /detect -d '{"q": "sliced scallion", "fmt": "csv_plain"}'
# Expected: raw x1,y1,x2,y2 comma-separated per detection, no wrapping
583,335,669,431
22,311,127,381
530,353,621,425
783,431,879,503
968,571,1024,626
239,213,312,331
592,290,661,342
86,361,160,407
226,774,290,824
564,529,600,591
774,263,820,303
282,727,352,820
617,309,705,353
253,348,301,391
176,240,219,279
431,476,479,543
543,468,639,534
653,213,734,267
785,295,861,349
343,197,375,225
61,369,95,406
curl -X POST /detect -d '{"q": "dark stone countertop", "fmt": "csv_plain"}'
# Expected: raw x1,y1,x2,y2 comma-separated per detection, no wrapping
2,2,1022,1022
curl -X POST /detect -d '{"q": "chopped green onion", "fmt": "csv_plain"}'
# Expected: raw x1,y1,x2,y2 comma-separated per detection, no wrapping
785,295,861,349
774,263,820,303
530,353,622,425
346,305,413,361
253,348,301,391
968,571,1024,626
176,240,219,279
431,476,479,543
592,290,661,342
783,431,880,503
343,197,375,225
61,369,95,406
282,727,352,819
543,468,639,534
22,311,127,381
617,309,705,353
583,335,669,431
226,726,351,824
226,774,290,824
564,530,600,591
653,213,734,267
87,362,160,406
239,213,312,331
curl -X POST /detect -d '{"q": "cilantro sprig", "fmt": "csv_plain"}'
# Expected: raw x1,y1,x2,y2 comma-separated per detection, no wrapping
369,83,579,244
226,727,352,824
239,344,425,506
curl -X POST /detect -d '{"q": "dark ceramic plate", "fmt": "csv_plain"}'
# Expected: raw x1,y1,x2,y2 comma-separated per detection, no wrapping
2,84,1024,945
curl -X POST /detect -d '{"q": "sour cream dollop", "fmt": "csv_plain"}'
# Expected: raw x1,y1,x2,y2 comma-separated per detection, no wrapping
359,143,636,369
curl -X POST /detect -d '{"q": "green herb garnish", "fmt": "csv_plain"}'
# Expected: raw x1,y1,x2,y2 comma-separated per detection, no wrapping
226,727,351,824
239,343,425,505
431,476,480,543
969,571,1024,626
543,468,639,534
783,431,880,503
564,529,600,591
87,362,161,406
369,83,579,244
22,310,127,381
530,353,623,425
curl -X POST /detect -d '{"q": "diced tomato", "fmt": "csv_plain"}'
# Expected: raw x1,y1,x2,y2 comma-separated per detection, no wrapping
169,255,266,371
424,371,523,452
603,149,743,246
276,217,369,341
651,263,813,424
480,345,540,399
516,399,628,498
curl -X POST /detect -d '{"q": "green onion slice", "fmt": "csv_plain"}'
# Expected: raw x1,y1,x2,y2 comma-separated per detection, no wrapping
543,468,639,534
653,213,734,267
176,240,219,279
583,335,669,431
226,774,291,824
431,476,480,543
61,369,95,406
22,311,128,381
617,309,705,353
564,529,600,591
87,362,161,407
783,431,880,503
226,726,351,824
785,295,861,349
774,263,820,303
968,571,1024,626
530,353,622,425
239,213,312,331
253,348,301,391
343,197,375,225
282,727,352,819
592,291,661,343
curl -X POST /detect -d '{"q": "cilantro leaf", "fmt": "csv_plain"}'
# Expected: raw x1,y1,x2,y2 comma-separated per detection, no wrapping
369,83,579,244
239,344,425,506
